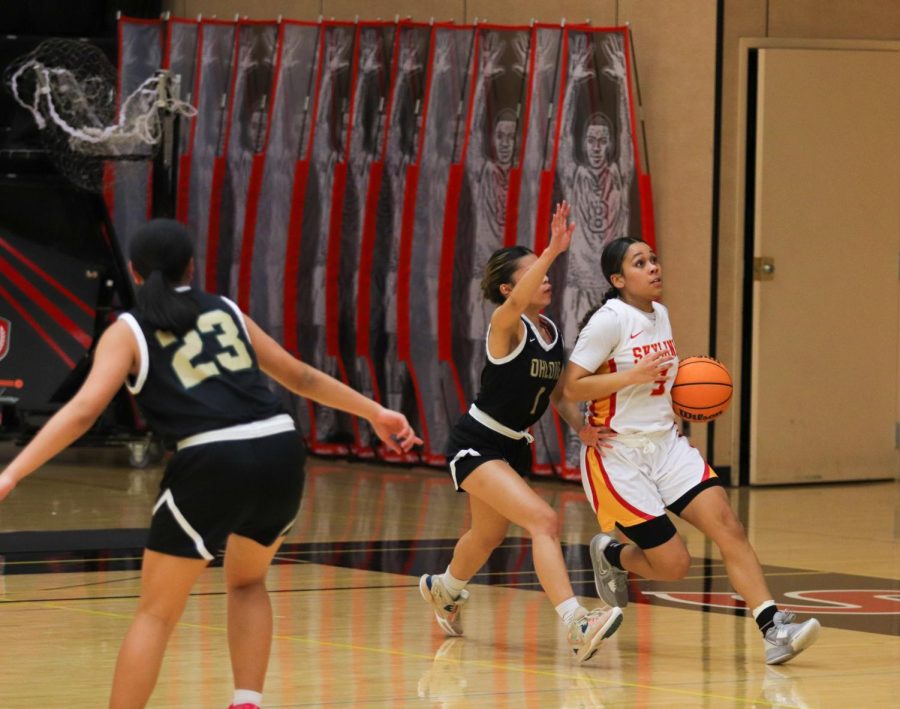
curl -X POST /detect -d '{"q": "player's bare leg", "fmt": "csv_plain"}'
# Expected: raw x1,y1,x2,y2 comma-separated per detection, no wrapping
224,534,285,696
109,551,208,709
677,486,771,608
461,460,574,604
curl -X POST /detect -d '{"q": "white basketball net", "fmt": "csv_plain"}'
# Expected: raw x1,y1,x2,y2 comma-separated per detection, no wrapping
9,61,196,157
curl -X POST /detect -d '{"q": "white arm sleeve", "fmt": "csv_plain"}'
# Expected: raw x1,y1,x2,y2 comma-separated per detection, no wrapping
568,308,621,373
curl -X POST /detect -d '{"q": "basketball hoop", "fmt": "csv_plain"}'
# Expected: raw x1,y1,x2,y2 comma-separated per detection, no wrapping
4,38,196,191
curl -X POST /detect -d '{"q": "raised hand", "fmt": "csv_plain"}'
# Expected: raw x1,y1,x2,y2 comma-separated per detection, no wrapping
601,37,626,83
359,32,382,75
325,30,351,73
370,406,423,453
568,33,595,84
479,32,506,79
399,36,423,75
548,201,576,255
433,38,453,76
511,32,530,75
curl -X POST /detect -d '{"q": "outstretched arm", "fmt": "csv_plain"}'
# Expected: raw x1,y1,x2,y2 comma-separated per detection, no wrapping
558,32,594,187
0,322,137,500
603,36,633,184
245,316,422,453
489,201,575,339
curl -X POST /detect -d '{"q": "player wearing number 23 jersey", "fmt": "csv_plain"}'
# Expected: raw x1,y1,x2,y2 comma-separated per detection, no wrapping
119,289,285,442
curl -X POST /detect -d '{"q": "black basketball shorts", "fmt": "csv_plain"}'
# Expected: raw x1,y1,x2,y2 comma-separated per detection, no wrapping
445,413,532,491
146,430,306,560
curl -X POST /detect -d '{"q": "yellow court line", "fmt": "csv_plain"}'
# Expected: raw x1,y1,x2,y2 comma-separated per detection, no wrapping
36,600,781,707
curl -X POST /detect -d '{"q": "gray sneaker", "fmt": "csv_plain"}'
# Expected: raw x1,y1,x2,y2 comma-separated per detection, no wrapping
763,611,821,665
419,574,469,636
566,606,624,664
589,534,629,607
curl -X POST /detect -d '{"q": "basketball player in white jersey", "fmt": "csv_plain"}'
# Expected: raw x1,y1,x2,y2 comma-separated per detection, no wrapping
419,203,623,664
562,236,821,665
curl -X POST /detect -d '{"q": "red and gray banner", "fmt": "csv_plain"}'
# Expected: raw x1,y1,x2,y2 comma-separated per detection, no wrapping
113,16,653,475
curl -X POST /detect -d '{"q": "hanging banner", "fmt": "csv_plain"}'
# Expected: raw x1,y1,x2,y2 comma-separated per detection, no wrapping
206,20,278,298
446,25,532,411
185,19,236,289
366,21,431,463
116,17,653,476
405,25,476,464
552,27,644,475
248,21,320,343
328,21,398,457
112,18,162,253
165,17,200,224
294,22,357,454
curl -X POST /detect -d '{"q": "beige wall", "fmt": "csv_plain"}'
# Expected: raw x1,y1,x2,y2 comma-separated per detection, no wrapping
162,0,900,477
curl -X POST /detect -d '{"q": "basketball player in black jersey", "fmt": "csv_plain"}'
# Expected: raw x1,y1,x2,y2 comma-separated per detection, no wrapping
0,220,421,709
419,202,622,664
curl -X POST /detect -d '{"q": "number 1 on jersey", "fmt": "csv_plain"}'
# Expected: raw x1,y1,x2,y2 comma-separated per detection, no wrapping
529,386,547,416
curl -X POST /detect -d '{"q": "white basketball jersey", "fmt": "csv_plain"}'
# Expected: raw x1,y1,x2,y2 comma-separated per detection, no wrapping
569,298,678,435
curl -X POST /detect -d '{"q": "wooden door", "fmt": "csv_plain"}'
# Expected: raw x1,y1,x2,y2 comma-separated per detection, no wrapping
750,47,900,484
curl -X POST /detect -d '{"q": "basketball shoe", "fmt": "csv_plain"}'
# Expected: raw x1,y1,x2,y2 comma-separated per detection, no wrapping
419,574,470,636
763,611,821,664
566,606,623,664
589,533,629,608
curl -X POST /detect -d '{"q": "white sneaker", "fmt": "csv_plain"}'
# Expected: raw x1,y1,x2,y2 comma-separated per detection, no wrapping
589,533,629,607
763,611,820,665
419,574,469,636
566,606,623,664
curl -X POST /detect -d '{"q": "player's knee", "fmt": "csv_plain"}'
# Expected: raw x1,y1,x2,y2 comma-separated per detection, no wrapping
652,548,691,580
716,508,748,544
226,574,267,593
527,505,560,539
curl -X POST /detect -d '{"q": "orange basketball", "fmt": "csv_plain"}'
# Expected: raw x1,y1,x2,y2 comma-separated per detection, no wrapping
671,356,732,422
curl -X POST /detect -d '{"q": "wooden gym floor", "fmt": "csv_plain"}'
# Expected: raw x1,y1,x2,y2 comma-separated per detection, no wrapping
0,446,898,708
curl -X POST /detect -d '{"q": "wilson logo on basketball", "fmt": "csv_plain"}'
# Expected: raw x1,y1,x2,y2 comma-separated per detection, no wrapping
0,317,9,362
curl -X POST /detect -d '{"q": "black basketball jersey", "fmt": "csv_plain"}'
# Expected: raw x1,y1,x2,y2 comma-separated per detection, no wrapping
473,315,564,431
119,289,284,441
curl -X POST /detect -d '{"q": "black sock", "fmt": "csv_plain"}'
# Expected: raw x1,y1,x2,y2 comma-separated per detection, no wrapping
603,541,626,570
756,605,779,635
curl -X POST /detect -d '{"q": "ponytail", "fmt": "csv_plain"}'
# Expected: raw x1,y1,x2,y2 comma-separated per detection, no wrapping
129,219,199,337
134,270,199,336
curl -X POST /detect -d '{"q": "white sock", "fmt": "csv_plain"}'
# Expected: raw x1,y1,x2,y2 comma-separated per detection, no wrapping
555,597,584,626
232,689,263,707
752,600,776,619
441,566,468,599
